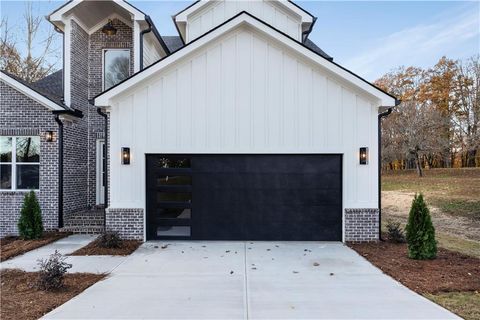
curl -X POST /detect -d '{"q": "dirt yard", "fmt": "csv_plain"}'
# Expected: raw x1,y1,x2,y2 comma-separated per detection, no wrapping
382,168,480,257
0,232,71,262
0,269,105,320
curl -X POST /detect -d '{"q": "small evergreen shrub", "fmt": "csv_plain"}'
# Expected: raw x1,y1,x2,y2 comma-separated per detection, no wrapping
36,250,72,291
405,194,437,259
386,221,406,243
98,232,122,249
18,190,43,239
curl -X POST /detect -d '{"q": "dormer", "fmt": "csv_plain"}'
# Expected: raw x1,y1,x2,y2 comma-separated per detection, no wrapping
173,0,315,44
48,0,169,106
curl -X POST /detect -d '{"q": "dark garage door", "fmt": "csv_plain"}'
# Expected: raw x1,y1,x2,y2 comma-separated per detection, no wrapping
146,155,342,241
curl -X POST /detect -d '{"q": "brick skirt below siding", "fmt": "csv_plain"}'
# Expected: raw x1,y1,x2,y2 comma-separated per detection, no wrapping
345,208,379,242
105,208,143,240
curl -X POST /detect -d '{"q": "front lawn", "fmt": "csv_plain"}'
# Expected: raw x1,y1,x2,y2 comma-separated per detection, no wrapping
0,232,71,262
349,241,480,320
0,269,105,320
382,168,480,257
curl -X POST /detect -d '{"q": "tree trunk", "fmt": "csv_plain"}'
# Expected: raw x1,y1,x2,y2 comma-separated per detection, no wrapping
414,152,423,177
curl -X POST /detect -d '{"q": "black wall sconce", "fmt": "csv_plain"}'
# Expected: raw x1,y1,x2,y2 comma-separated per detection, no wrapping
101,19,117,36
359,147,368,165
122,147,130,165
45,131,54,142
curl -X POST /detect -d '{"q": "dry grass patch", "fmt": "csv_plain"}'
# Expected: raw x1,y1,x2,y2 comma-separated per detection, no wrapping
425,291,480,320
0,269,105,320
0,232,71,262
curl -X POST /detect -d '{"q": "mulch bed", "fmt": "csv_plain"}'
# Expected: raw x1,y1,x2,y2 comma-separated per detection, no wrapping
69,238,141,256
349,241,480,294
0,269,105,320
1,232,71,262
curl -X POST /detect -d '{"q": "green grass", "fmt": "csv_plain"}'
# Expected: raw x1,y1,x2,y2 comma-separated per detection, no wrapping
425,292,480,320
434,199,480,221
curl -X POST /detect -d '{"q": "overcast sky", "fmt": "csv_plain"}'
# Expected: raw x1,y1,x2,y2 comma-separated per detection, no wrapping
1,0,479,81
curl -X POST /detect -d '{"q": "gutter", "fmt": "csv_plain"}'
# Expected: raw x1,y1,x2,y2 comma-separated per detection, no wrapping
140,15,170,70
378,103,398,240
97,108,108,230
54,115,64,229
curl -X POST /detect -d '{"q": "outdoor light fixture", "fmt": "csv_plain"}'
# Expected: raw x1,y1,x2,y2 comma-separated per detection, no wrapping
45,131,54,142
101,19,117,36
359,147,368,165
121,147,130,165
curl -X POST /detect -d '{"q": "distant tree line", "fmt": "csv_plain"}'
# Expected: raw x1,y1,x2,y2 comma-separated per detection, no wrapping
375,56,480,176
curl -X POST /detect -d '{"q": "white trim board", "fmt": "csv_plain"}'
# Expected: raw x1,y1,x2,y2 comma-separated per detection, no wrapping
95,13,396,107
174,0,314,24
0,72,65,111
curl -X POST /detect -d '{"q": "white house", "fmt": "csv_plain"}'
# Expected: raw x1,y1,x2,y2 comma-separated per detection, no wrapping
94,0,398,241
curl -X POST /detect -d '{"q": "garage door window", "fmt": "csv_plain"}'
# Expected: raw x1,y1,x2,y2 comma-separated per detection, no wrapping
147,156,192,239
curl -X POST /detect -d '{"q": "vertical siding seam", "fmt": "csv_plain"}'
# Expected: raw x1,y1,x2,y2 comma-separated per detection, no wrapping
250,32,254,150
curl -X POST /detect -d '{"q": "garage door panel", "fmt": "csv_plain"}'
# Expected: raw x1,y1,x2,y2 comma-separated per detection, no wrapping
146,154,342,241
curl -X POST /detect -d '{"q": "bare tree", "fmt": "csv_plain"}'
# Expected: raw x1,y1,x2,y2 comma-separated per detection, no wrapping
452,55,480,167
0,3,59,82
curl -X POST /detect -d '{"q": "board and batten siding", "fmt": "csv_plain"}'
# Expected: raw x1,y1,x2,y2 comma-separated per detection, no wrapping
108,26,379,211
187,0,302,42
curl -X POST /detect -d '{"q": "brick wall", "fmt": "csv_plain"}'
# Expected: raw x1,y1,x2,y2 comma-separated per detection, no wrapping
105,208,143,240
0,82,59,236
63,20,89,215
345,208,379,242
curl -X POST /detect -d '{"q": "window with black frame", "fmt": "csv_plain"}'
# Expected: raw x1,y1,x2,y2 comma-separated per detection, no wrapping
0,136,40,190
148,156,192,238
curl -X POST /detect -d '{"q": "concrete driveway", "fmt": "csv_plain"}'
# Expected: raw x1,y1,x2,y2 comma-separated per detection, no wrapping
44,241,458,319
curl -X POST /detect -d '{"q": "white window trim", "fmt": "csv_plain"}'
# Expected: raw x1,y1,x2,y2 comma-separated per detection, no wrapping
96,139,105,205
0,136,40,192
102,48,131,92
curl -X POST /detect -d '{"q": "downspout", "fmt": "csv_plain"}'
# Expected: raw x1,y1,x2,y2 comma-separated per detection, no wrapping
378,107,394,241
97,108,108,230
54,115,64,229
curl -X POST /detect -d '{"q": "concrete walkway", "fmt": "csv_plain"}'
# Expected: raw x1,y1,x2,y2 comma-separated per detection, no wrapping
0,234,127,274
42,241,459,319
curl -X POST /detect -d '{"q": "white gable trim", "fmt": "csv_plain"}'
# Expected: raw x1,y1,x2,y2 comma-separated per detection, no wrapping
0,72,65,111
175,0,313,24
49,0,145,23
95,12,396,107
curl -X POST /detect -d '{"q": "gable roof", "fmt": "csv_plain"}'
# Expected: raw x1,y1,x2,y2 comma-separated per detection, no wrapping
161,35,332,61
1,71,67,111
95,11,397,107
33,70,64,100
172,0,315,44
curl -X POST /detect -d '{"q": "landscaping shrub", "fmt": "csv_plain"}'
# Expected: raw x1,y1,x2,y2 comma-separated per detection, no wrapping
18,190,43,239
98,232,122,249
386,220,406,243
36,250,72,291
405,193,437,259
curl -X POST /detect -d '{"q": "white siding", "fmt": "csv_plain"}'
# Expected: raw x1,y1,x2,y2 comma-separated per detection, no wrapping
142,36,163,68
186,0,302,42
108,27,379,213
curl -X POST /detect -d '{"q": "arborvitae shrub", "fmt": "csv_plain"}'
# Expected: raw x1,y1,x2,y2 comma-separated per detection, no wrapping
17,190,43,239
405,194,437,259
